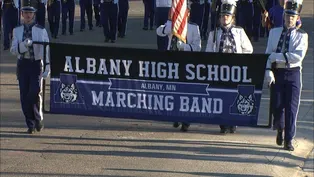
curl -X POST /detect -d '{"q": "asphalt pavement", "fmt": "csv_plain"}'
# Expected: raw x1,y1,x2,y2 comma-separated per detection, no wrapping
0,1,313,176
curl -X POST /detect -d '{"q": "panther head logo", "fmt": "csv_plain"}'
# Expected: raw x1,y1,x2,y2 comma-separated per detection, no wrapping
236,94,254,115
60,83,78,103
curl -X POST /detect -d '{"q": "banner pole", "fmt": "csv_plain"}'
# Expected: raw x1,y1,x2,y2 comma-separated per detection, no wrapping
42,43,47,113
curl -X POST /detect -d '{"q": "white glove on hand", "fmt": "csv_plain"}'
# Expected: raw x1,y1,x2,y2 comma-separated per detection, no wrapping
23,38,33,47
265,70,275,87
42,65,50,79
163,20,172,34
177,41,185,51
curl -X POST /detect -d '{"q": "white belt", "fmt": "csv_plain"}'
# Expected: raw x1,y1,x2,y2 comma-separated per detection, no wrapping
274,63,300,69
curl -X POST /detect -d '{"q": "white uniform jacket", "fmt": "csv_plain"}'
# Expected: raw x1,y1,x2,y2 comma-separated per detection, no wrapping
10,24,50,64
205,26,253,54
156,0,171,7
13,0,19,8
156,20,201,52
265,27,308,69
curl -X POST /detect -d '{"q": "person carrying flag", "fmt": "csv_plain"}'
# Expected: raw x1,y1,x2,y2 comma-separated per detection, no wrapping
156,0,201,132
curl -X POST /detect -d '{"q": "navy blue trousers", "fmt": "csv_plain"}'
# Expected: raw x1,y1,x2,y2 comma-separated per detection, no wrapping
47,1,61,37
2,4,18,48
101,2,118,40
238,3,253,40
201,2,210,38
155,7,170,51
80,0,93,30
252,4,262,41
93,0,101,26
143,0,154,28
17,60,43,129
62,0,75,34
36,2,46,27
118,0,129,36
190,3,204,31
272,67,301,142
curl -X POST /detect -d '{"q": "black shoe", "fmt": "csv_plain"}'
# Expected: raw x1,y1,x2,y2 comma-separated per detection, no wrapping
70,32,73,35
3,46,9,50
36,121,44,132
276,130,283,146
150,27,154,30
80,28,84,32
62,32,66,35
89,27,93,30
284,141,294,151
104,38,110,43
180,123,189,132
111,40,115,43
27,128,35,134
229,126,237,134
173,122,180,128
143,27,148,30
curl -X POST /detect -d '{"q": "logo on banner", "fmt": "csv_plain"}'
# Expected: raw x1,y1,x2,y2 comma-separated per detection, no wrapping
229,85,257,116
54,74,85,104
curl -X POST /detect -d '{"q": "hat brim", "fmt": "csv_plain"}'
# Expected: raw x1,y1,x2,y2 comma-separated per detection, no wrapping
285,10,299,15
21,7,37,12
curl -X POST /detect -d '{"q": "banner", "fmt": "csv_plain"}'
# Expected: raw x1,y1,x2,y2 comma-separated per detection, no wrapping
49,43,268,127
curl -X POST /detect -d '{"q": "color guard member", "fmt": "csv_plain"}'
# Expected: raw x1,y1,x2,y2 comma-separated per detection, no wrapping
205,0,253,134
265,0,308,151
10,0,50,134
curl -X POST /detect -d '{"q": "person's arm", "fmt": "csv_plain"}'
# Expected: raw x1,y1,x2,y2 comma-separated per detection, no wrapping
261,11,268,27
268,32,308,65
156,20,172,37
178,25,201,52
10,28,28,56
240,28,253,53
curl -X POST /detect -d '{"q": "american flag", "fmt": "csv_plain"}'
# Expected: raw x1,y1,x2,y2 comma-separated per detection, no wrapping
171,0,188,43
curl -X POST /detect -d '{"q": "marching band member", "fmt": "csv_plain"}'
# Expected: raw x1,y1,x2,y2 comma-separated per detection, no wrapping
205,0,253,134
265,0,308,151
10,0,50,134
156,7,201,132
47,0,61,38
93,0,101,27
155,0,171,50
2,0,19,50
36,0,47,27
79,0,93,31
118,0,129,37
62,0,75,35
100,0,119,43
142,0,155,30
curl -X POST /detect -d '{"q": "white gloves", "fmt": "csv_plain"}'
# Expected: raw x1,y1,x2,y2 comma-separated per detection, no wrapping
265,70,275,87
24,38,33,47
18,38,33,53
42,64,50,79
163,20,172,34
177,40,185,51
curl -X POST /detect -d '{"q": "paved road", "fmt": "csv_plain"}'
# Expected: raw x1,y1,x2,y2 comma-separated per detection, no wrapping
0,1,313,176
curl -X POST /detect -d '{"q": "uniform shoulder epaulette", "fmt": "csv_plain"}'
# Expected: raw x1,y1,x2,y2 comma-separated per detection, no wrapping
297,28,306,34
35,24,45,29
